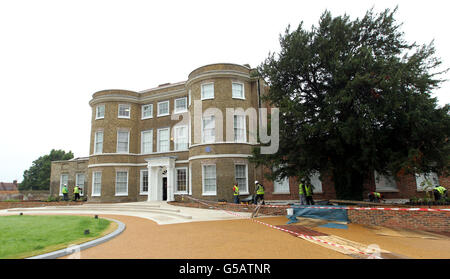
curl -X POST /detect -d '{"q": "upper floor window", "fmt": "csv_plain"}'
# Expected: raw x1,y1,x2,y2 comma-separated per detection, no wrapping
142,104,153,119
157,127,170,152
201,83,214,100
202,115,215,143
232,82,245,99
157,100,169,117
174,125,188,151
118,104,131,119
174,97,187,114
117,130,129,153
94,131,103,154
96,105,105,119
234,115,246,142
141,130,153,154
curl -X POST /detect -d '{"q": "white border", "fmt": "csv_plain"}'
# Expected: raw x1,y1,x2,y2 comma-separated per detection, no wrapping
175,167,188,194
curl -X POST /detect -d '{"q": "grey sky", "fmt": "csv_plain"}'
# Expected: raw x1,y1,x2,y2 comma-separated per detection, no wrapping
1,0,449,183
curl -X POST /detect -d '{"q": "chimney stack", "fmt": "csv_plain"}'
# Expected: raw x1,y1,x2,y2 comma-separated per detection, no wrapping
13,180,17,185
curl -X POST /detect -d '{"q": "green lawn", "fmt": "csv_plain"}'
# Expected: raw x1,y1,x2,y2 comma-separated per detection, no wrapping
0,215,111,259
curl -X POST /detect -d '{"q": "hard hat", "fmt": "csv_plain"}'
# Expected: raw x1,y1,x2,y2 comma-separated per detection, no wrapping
255,180,259,184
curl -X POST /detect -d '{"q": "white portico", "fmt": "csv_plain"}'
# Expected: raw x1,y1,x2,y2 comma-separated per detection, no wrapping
145,156,177,202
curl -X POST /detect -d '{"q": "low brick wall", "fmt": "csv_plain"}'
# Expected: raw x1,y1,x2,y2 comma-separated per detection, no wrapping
170,199,450,233
347,209,450,233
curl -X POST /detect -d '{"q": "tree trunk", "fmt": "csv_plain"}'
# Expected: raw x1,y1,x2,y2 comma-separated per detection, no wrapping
333,168,365,200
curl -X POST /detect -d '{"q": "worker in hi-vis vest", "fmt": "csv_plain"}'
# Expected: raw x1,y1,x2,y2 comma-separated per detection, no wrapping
299,178,307,205
73,185,80,201
62,184,69,201
433,185,447,201
254,181,265,205
304,181,314,205
368,191,383,203
233,183,239,204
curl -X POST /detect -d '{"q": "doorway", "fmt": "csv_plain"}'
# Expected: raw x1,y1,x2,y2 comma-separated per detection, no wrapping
162,177,167,201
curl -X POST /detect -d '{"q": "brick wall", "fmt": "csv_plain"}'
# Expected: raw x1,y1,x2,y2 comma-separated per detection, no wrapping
347,209,450,233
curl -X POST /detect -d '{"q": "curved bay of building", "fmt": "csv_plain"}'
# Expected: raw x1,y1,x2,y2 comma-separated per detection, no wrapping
68,63,265,203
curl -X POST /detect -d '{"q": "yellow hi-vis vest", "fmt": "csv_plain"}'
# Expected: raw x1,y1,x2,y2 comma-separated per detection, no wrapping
233,185,239,196
256,184,264,195
435,186,446,195
374,192,381,198
74,186,79,194
299,183,312,196
62,187,68,194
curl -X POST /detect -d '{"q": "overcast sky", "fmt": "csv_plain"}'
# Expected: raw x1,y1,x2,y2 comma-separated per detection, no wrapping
1,0,449,183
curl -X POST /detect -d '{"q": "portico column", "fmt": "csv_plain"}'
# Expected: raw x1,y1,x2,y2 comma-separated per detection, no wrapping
167,161,175,202
147,166,159,202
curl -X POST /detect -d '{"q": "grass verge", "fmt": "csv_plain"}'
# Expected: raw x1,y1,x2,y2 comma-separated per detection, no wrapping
0,215,116,259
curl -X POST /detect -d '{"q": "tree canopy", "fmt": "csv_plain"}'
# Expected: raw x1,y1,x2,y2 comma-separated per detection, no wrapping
252,8,450,200
20,149,74,190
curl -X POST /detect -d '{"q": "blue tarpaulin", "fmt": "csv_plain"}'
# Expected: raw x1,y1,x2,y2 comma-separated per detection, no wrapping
287,205,349,224
319,223,348,229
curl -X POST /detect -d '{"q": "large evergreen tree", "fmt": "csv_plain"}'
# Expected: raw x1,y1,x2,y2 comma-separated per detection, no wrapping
252,8,450,200
20,149,74,190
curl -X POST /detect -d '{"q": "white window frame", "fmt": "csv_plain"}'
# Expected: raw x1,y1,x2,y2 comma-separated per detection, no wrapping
140,169,149,195
274,176,290,194
96,104,105,120
75,173,85,196
157,100,170,117
141,129,153,154
117,130,130,154
201,82,214,100
174,125,188,151
157,127,170,152
235,164,249,195
141,104,153,119
202,115,215,143
91,171,102,197
202,164,217,196
59,174,69,196
115,170,128,196
374,171,398,192
94,131,103,154
415,172,440,192
118,104,131,119
234,114,246,143
174,97,188,114
232,82,245,99
175,167,188,194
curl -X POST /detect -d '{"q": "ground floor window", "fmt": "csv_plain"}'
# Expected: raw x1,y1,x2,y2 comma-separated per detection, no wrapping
309,171,322,193
75,173,85,196
415,172,439,191
140,169,148,195
202,165,216,195
92,172,102,196
176,167,188,193
59,174,68,196
374,171,397,191
115,171,128,196
235,164,248,194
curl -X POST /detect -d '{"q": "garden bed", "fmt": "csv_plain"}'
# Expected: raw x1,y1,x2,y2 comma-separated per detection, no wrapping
0,200,85,210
